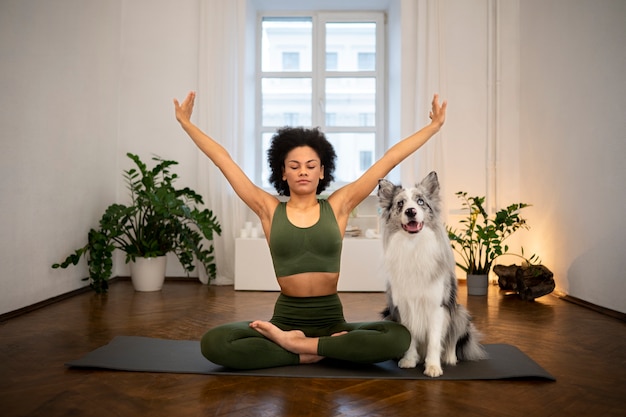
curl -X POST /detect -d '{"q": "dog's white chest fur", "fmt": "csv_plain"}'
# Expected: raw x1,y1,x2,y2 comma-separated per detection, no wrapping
384,228,444,292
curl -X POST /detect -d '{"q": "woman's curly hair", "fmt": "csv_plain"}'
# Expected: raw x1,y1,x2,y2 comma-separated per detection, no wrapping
267,127,337,196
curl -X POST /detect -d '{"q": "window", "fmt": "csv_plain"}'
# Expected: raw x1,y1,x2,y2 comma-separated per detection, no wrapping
257,12,385,189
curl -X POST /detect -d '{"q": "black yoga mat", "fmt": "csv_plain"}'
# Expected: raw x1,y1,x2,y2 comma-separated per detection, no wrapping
66,336,555,381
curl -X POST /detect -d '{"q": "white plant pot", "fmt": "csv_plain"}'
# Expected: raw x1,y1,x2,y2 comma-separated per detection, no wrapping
130,256,167,292
467,274,489,296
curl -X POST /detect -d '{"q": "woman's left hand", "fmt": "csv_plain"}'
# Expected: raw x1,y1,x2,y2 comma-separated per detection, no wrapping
429,94,447,129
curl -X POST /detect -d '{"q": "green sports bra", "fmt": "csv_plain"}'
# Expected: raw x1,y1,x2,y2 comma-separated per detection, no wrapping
269,199,342,277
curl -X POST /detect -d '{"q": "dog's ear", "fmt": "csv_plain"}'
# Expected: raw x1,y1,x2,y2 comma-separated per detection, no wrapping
418,171,440,197
377,179,398,210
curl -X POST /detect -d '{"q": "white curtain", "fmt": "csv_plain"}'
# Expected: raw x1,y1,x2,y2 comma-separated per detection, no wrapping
195,0,250,285
400,0,447,188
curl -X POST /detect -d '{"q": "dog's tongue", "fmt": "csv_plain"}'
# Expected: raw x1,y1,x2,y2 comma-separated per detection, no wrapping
403,221,424,233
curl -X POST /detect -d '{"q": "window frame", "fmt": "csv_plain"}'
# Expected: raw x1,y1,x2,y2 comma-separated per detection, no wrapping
255,10,386,190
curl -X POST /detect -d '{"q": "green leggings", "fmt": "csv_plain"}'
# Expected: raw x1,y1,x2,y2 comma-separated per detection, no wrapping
200,293,410,370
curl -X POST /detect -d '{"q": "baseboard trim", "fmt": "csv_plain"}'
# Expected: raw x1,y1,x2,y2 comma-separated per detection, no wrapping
554,293,626,322
115,276,200,282
0,278,116,323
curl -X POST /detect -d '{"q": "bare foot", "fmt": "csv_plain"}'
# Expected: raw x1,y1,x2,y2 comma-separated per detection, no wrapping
250,321,316,354
250,321,351,365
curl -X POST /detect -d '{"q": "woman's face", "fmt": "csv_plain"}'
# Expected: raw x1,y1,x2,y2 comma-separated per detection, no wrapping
282,146,324,196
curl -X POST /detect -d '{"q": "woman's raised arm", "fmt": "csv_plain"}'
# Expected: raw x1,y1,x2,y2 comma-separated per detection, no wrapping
174,91,277,221
329,94,447,217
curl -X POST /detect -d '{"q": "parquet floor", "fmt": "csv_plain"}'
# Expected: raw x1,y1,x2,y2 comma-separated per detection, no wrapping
1,280,624,417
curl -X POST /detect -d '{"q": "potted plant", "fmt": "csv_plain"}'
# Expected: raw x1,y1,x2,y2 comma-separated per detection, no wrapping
53,153,221,293
446,192,535,296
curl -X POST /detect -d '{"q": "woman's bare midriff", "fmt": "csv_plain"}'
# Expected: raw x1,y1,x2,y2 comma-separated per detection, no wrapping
277,272,339,297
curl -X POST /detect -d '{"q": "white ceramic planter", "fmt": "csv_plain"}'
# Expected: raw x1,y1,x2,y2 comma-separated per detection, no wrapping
467,274,489,296
130,256,167,292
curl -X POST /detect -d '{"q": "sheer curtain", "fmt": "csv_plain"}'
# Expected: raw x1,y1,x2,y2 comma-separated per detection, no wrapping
400,0,447,188
195,0,250,284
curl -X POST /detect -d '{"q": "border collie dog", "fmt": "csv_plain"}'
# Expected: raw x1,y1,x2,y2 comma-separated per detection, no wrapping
377,172,487,377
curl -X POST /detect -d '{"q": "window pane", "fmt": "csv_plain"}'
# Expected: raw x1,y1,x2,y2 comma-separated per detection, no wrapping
325,22,376,72
325,78,376,127
262,78,312,126
326,133,376,183
262,18,312,72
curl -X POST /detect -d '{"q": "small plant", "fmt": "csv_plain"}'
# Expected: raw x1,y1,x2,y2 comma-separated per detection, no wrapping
53,153,221,293
446,192,537,275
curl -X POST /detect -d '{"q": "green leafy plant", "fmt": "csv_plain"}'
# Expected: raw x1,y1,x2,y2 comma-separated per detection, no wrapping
53,153,221,293
446,192,537,275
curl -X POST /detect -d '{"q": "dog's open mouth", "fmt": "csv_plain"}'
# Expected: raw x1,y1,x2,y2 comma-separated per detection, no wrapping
402,221,424,234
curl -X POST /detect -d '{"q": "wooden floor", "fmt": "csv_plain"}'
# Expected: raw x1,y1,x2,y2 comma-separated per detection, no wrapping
1,280,625,417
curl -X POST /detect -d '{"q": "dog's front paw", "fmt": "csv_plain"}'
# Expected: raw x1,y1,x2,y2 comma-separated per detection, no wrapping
398,357,417,368
398,352,418,368
424,363,443,378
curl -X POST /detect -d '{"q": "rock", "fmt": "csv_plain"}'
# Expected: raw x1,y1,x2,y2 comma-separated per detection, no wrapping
494,264,555,301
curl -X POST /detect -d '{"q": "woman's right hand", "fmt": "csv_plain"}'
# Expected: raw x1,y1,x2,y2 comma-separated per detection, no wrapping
173,91,196,125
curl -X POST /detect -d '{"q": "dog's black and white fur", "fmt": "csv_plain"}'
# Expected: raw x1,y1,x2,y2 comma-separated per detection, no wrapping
377,171,487,377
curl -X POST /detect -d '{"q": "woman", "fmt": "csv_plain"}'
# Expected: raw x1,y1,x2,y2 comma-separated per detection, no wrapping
174,91,447,369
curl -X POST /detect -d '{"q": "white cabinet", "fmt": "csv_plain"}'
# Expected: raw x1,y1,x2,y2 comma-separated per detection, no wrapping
234,238,385,292
234,238,278,291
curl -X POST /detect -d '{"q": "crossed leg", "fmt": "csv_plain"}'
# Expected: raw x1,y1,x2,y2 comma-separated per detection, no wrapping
250,320,347,364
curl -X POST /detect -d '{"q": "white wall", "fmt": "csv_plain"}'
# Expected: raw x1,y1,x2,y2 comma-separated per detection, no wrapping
1,0,624,315
518,0,626,313
0,0,202,315
0,0,122,314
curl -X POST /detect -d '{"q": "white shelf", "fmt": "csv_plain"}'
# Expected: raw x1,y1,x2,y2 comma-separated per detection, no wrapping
234,238,385,292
